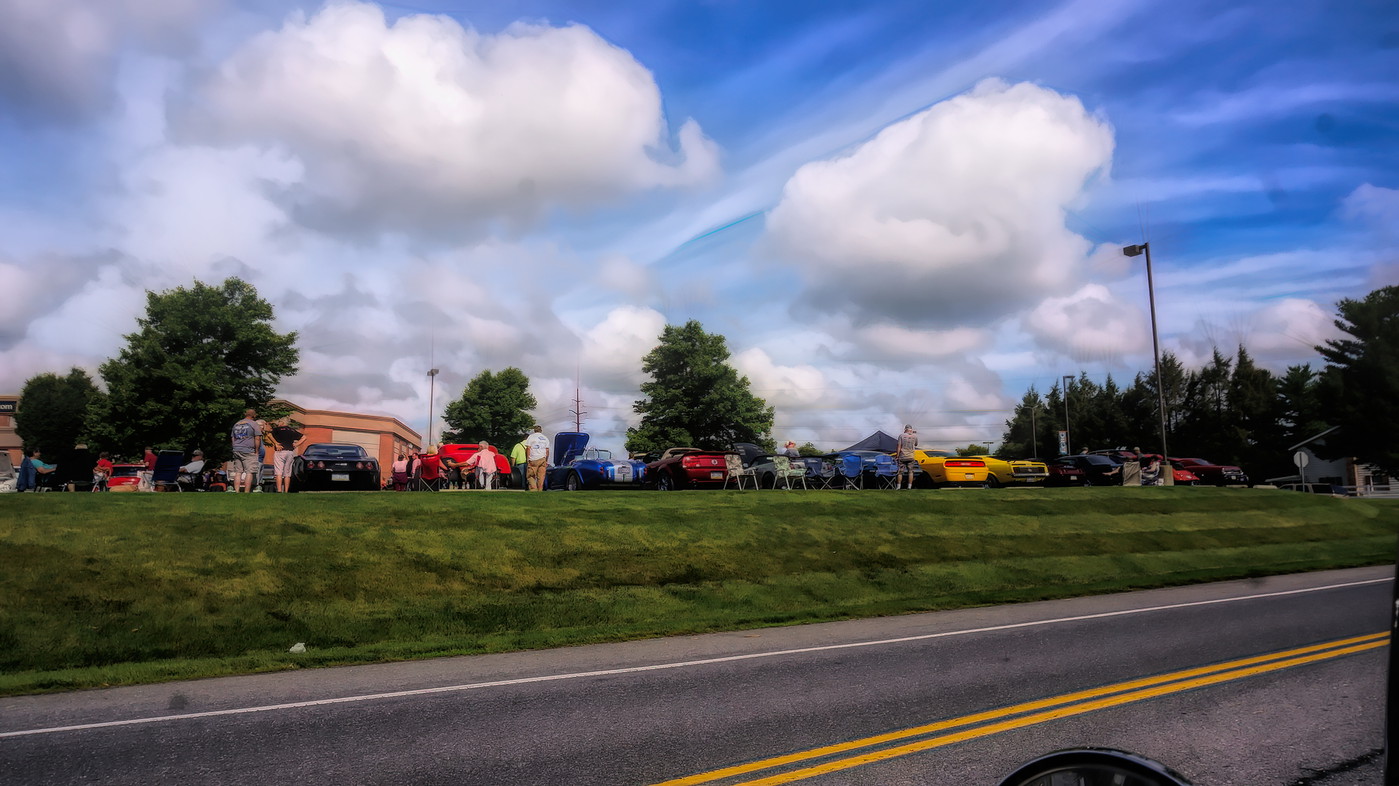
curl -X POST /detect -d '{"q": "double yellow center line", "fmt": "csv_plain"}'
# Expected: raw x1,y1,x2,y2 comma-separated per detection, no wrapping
653,632,1388,786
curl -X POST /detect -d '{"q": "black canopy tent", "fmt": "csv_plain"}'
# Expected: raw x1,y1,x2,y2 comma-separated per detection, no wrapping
841,430,899,453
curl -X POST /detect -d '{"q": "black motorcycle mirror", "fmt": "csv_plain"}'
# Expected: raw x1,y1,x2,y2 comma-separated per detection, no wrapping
997,748,1192,786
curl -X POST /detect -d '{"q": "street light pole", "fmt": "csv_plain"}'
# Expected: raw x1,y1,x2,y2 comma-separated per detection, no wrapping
1123,242,1169,465
426,368,440,448
1062,374,1073,455
1030,405,1038,459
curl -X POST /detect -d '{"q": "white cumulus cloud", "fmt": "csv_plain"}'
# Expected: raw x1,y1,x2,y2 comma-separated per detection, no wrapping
170,0,719,238
766,78,1114,328
1024,283,1148,361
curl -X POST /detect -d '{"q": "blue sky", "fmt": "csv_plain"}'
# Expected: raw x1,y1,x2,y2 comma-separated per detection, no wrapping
1,0,1395,451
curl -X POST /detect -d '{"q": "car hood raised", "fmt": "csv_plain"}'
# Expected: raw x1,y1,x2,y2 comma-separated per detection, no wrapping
555,432,589,464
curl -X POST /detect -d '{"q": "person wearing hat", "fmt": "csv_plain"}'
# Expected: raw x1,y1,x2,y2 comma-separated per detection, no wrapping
780,440,799,458
895,424,919,490
178,450,207,491
524,425,549,491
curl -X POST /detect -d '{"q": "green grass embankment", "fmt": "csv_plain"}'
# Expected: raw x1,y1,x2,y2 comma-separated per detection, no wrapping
0,487,1394,695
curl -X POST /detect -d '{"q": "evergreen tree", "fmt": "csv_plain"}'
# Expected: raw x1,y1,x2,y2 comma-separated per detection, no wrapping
1315,285,1399,475
15,368,102,456
626,321,775,454
440,367,538,449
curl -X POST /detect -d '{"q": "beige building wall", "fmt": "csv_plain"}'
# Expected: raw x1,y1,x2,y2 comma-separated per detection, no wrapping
272,400,421,486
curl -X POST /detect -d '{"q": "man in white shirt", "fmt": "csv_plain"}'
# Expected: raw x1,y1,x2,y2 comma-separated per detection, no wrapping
524,425,550,491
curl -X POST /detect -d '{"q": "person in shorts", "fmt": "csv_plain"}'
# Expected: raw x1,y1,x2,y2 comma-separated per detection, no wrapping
895,424,919,490
230,409,262,493
270,418,303,493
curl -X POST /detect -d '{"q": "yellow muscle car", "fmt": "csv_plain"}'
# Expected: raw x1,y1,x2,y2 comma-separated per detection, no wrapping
973,455,1049,487
915,449,989,487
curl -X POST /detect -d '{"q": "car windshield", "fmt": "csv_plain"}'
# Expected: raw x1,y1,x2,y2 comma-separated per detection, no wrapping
305,444,369,460
584,449,613,461
111,466,140,477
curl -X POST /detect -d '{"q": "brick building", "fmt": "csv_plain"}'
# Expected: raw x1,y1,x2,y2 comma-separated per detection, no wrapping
270,400,421,486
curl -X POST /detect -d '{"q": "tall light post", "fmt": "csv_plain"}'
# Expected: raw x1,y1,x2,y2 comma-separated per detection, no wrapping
1030,405,1039,459
1062,374,1073,455
426,367,440,449
1123,242,1169,465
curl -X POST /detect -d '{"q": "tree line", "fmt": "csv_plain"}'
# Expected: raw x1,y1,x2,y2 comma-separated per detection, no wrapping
997,285,1397,479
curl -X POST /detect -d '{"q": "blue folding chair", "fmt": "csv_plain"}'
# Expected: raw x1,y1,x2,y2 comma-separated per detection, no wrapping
839,454,863,490
873,454,899,489
151,450,185,492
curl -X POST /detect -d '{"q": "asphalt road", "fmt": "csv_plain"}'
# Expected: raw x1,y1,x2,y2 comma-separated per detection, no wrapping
1,566,1390,785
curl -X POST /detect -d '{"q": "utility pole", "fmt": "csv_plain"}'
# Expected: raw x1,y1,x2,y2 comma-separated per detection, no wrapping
568,369,587,433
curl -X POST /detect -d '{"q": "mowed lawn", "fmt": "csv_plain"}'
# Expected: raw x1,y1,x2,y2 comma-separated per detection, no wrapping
1,487,1395,695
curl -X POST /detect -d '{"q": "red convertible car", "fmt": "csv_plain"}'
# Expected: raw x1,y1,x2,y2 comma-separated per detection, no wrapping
644,447,731,491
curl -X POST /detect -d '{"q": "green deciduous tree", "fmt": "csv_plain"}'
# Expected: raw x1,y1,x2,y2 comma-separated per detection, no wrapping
625,320,775,454
440,367,537,449
86,277,299,461
1315,285,1399,475
15,368,102,456
797,442,823,457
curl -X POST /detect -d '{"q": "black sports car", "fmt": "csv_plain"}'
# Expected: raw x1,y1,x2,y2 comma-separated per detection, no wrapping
291,443,380,491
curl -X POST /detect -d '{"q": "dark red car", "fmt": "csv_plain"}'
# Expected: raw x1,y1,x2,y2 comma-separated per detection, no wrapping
1171,457,1249,486
1044,461,1088,486
644,447,731,490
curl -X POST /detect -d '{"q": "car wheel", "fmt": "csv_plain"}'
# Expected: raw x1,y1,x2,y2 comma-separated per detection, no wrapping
566,472,581,491
657,473,675,491
761,473,774,488
985,474,1001,489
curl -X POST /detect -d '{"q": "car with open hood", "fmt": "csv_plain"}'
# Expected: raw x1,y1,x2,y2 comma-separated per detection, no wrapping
546,432,648,490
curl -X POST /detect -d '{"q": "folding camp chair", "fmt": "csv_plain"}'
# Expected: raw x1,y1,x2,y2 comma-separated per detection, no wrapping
722,453,756,490
839,454,863,489
151,450,185,492
414,454,444,491
873,454,899,490
772,455,807,490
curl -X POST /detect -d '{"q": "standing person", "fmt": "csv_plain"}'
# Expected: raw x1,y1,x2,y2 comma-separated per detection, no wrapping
270,418,304,493
781,441,799,457
524,425,549,491
230,409,262,493
93,451,114,492
895,424,919,490
140,446,157,492
471,441,498,490
509,436,528,490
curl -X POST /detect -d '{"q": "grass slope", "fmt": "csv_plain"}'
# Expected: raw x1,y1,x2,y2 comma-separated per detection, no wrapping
1,488,1394,695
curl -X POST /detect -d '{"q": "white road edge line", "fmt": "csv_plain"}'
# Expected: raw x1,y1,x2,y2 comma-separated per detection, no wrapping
2,576,1390,738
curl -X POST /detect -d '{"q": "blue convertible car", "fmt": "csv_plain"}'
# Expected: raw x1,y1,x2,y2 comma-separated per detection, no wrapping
546,432,648,491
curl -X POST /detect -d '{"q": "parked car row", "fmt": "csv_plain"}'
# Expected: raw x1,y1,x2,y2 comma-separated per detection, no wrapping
278,435,1251,492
